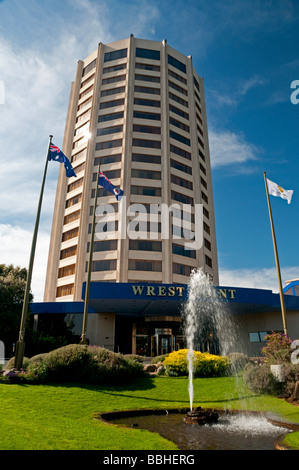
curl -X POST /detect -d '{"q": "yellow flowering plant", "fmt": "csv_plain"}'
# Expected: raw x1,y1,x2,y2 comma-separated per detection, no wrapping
163,349,230,377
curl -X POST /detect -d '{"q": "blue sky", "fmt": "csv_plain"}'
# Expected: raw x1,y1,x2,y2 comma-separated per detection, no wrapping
0,0,298,300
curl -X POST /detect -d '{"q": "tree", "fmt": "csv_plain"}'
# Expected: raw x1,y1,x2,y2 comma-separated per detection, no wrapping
0,264,32,358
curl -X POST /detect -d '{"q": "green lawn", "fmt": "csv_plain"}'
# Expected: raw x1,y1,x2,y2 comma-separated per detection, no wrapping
1,375,299,450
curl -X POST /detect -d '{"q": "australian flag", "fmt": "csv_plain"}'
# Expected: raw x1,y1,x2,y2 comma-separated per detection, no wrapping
98,171,124,201
48,143,76,178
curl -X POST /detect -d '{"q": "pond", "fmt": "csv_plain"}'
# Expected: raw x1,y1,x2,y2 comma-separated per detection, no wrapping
103,409,292,450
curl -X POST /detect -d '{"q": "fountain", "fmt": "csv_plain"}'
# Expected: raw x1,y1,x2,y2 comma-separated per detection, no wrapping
101,269,296,448
183,407,219,425
182,268,237,423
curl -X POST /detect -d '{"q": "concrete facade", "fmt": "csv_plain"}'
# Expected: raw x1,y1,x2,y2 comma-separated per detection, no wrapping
44,37,218,303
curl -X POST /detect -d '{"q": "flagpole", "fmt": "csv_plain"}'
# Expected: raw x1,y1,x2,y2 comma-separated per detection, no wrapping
14,135,53,369
263,172,288,336
80,164,100,344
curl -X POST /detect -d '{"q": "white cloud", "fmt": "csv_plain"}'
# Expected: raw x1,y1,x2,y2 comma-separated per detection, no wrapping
0,224,50,302
209,129,258,168
219,266,299,292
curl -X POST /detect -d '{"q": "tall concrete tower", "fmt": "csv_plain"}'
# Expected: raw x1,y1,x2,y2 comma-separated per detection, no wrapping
44,36,218,304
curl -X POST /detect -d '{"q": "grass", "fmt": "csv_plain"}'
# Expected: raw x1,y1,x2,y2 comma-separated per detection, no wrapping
1,374,299,450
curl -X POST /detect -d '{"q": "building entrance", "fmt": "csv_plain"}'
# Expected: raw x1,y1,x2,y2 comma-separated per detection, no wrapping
134,320,185,357
151,329,174,356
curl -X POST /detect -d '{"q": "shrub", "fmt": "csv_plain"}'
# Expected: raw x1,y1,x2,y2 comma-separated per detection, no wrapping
227,352,250,374
243,363,278,394
3,345,144,385
280,363,299,398
261,332,293,365
163,349,230,377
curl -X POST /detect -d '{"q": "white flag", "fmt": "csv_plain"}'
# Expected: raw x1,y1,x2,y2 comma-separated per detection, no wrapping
267,178,293,204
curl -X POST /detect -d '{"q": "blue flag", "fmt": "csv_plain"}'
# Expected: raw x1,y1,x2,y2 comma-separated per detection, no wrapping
48,143,76,178
98,171,124,201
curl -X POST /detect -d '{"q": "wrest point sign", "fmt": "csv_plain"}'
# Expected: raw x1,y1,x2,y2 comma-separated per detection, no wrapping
131,284,237,300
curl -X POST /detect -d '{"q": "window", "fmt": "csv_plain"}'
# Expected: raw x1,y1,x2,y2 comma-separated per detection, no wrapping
249,332,271,343
76,109,91,124
78,97,92,111
170,144,191,160
58,265,76,278
172,243,196,258
170,130,190,147
169,80,188,96
97,124,123,136
136,62,160,71
93,169,120,181
200,163,206,175
203,207,209,219
66,193,82,208
64,210,80,225
87,240,117,252
101,86,125,97
168,69,187,85
171,190,193,205
173,263,192,276
71,148,87,163
99,98,125,109
131,186,161,197
104,48,127,62
199,148,205,162
168,55,186,73
205,255,212,268
134,97,160,107
133,124,161,134
62,227,79,242
103,63,127,74
201,177,207,189
74,122,89,136
169,104,189,120
198,135,205,149
170,159,192,175
79,85,93,100
67,177,83,193
131,169,161,180
89,260,117,271
60,246,77,260
133,111,160,121
204,238,211,251
98,111,124,122
102,74,126,85
82,59,96,77
95,139,122,150
128,260,162,271
201,191,208,204
135,74,160,83
81,74,95,89
171,174,193,190
132,153,161,164
94,154,122,165
203,222,210,234
169,116,190,133
136,48,160,61
132,138,161,149
129,240,162,251
194,76,200,91
56,284,74,297
134,85,160,95
169,92,188,108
